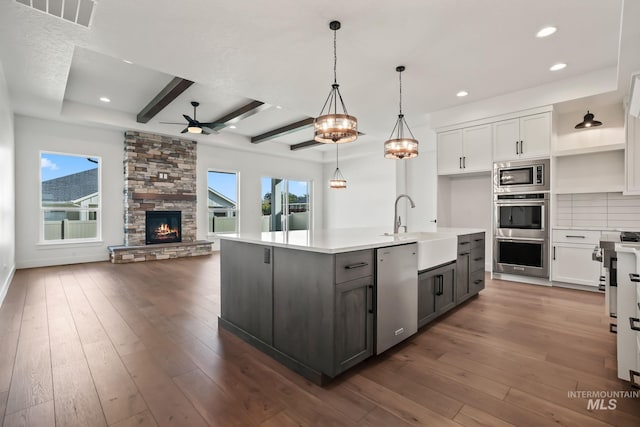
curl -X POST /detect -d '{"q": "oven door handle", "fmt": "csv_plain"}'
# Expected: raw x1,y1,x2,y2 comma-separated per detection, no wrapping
495,237,546,243
494,201,546,206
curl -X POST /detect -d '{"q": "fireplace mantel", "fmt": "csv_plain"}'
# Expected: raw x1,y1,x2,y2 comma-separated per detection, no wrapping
132,192,196,201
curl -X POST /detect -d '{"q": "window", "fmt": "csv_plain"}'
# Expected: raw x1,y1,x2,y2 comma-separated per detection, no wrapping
261,178,311,232
208,170,238,234
40,152,101,242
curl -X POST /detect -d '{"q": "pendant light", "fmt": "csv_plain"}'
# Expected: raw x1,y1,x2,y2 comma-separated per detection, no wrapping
384,66,419,159
329,144,347,189
575,110,603,129
314,21,358,144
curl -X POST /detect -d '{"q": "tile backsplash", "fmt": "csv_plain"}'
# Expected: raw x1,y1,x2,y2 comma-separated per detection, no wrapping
555,192,640,230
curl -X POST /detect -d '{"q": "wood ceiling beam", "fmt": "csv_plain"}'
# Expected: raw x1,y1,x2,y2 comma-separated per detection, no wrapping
251,117,315,144
290,140,322,151
210,100,269,130
136,77,194,123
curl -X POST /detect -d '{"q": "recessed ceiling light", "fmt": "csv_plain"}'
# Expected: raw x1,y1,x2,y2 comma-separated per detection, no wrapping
99,97,111,103
550,63,567,71
123,59,133,64
536,26,557,38
456,90,469,97
229,125,237,129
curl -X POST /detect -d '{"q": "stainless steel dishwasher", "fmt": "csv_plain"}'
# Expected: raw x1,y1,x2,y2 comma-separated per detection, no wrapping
375,243,418,354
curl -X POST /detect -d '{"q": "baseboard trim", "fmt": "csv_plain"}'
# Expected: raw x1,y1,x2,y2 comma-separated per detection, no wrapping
16,254,109,269
0,263,16,307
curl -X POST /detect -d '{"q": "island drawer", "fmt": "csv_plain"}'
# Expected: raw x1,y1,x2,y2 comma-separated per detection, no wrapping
336,250,374,283
470,247,485,272
471,233,485,249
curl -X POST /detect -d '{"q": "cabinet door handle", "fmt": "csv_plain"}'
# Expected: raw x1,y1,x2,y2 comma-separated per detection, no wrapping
440,276,444,295
630,317,640,331
565,235,586,239
345,262,368,270
459,157,462,169
630,273,640,283
629,370,640,388
515,141,519,155
553,246,556,260
460,252,470,256
463,156,466,169
519,140,523,154
610,323,617,334
368,285,374,314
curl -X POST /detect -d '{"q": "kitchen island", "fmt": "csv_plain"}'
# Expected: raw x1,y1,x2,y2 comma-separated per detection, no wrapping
218,227,485,384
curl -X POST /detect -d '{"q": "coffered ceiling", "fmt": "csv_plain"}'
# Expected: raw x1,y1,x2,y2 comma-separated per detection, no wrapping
0,0,637,161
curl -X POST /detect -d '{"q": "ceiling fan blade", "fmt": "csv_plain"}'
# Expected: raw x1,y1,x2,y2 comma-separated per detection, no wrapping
201,129,211,135
199,121,224,129
183,114,196,125
160,121,187,125
181,128,189,133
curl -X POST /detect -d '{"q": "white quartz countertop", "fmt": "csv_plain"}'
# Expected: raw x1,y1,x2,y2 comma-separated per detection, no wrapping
218,227,485,254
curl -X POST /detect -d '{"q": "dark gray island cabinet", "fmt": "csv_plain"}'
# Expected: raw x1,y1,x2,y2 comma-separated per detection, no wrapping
219,229,485,385
219,239,374,384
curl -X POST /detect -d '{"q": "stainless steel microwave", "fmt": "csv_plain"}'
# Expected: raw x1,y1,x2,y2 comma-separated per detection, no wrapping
493,158,550,193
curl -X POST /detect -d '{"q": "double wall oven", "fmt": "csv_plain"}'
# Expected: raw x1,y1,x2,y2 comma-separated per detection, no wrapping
493,159,550,278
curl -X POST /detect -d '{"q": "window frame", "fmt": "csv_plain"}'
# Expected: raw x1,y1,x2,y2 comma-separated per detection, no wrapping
207,168,240,236
38,150,103,245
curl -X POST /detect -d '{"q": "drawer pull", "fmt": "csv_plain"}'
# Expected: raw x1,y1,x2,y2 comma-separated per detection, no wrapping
610,313,617,319
630,370,640,389
598,284,605,292
629,317,640,331
474,238,483,242
610,323,617,334
474,257,484,262
630,273,640,283
459,241,470,245
345,262,368,270
473,279,483,285
565,235,586,239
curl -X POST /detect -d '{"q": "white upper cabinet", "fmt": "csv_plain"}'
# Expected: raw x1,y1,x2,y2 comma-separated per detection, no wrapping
437,124,492,175
626,113,640,195
493,112,551,161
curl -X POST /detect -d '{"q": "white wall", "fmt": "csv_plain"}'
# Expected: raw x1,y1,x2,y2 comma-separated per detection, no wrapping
14,116,125,268
323,145,396,230
0,62,15,305
197,142,324,245
406,126,438,232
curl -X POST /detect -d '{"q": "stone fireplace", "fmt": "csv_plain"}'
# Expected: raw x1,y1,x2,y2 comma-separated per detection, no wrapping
108,131,212,263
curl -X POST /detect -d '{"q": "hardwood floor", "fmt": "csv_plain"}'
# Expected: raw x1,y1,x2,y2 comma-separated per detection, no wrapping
0,254,638,426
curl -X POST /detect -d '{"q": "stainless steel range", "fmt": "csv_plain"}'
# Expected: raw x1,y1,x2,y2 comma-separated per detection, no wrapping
593,231,640,332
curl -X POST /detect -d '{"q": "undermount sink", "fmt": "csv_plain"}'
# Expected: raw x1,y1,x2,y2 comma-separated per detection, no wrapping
385,231,457,271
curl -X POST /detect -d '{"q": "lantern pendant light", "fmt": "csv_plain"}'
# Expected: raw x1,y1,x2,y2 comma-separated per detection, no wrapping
329,144,347,189
384,66,419,159
574,110,603,129
314,20,358,144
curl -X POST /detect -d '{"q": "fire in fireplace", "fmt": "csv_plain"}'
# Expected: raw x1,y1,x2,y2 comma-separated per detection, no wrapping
145,211,182,244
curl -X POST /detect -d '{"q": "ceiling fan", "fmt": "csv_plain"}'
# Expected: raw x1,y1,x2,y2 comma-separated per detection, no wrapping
161,101,220,135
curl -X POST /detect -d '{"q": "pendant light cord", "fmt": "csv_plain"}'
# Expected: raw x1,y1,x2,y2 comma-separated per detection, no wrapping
398,70,403,115
336,143,339,168
333,28,338,84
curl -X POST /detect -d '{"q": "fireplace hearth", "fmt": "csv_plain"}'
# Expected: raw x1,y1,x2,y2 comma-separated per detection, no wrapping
146,211,181,244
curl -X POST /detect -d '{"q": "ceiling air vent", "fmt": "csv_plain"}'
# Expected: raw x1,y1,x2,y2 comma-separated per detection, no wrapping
15,0,96,28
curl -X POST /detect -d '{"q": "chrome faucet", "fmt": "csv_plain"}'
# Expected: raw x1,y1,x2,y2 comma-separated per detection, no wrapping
394,194,416,234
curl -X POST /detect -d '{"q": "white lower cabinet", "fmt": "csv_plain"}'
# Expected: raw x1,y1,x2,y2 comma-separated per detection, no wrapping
551,229,602,288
